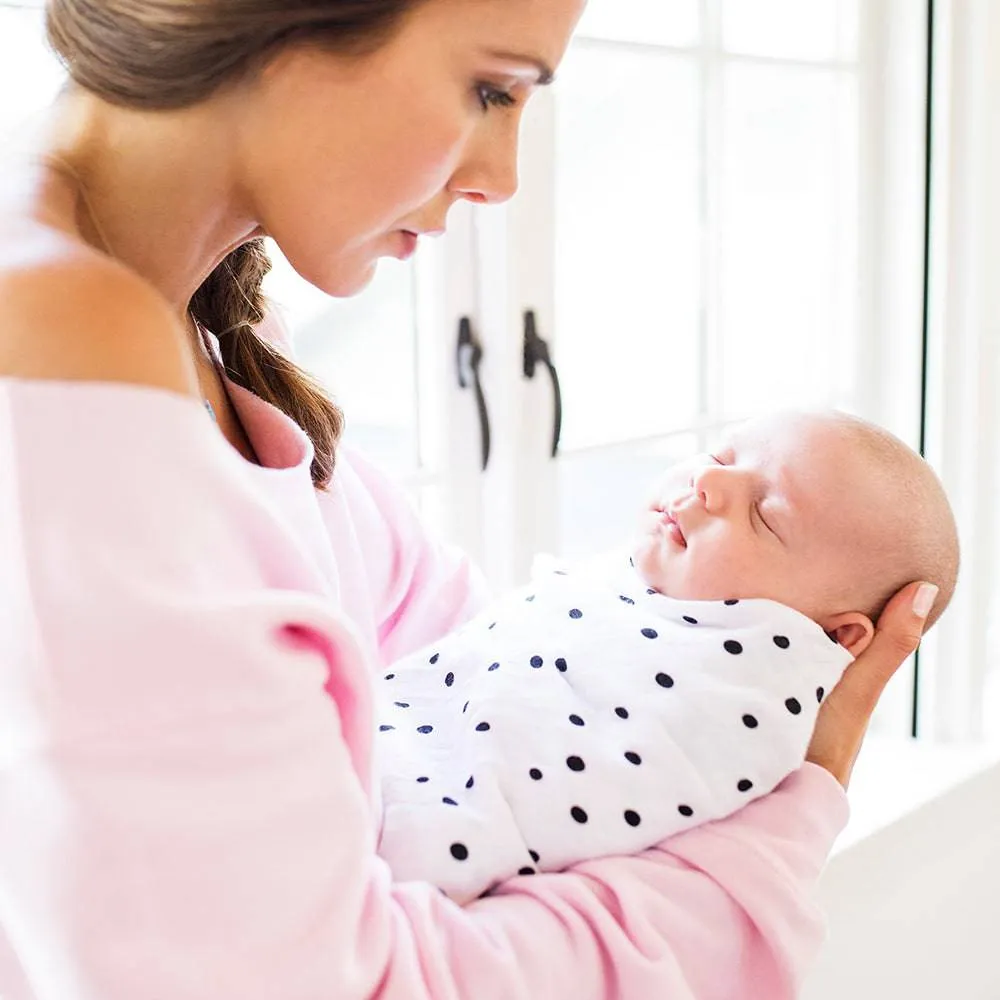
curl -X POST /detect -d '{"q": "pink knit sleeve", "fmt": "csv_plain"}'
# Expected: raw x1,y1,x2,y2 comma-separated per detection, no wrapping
340,445,493,664
0,381,848,1000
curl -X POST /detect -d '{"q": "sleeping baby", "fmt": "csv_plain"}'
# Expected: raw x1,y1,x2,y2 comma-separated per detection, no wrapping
374,409,959,904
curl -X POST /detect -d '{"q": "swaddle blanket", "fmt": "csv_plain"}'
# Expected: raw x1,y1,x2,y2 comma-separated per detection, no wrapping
374,552,852,903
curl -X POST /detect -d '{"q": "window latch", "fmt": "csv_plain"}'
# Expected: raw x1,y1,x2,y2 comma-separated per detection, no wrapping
456,317,491,472
522,310,562,459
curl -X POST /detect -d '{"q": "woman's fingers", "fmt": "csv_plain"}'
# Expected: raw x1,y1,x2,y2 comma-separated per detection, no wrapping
806,580,937,788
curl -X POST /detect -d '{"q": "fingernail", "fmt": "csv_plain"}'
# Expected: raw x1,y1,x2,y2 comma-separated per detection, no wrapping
913,583,938,620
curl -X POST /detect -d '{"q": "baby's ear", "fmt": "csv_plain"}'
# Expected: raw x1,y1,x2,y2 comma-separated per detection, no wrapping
822,612,875,657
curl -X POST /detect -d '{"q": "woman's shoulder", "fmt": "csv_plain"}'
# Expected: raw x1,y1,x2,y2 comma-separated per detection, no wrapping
0,209,195,399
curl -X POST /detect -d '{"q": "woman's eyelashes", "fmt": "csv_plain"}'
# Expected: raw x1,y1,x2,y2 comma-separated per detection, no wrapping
475,82,517,112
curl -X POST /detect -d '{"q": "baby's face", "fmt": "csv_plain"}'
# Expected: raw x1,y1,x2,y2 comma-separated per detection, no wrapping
633,413,887,622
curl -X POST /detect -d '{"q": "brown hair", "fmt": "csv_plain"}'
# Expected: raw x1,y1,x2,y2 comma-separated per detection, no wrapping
44,0,420,489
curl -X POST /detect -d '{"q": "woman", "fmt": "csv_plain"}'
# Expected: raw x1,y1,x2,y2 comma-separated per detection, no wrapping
0,1,937,997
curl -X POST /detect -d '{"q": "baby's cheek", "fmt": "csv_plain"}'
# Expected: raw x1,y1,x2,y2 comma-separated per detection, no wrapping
632,536,672,592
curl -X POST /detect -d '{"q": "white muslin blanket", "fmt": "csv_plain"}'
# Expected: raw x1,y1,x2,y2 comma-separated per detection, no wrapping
374,552,852,903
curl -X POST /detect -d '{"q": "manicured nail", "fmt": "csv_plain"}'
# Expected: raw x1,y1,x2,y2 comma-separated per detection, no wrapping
913,583,938,620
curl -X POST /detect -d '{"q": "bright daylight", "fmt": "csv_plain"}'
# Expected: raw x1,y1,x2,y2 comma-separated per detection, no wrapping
0,1,997,998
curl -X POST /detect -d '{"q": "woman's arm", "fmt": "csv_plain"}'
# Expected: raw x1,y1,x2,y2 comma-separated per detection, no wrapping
0,376,856,1000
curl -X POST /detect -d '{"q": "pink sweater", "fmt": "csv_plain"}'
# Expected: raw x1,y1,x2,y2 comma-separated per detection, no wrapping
0,363,848,999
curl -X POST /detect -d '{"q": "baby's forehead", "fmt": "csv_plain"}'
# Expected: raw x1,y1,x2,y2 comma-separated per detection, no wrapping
723,416,892,520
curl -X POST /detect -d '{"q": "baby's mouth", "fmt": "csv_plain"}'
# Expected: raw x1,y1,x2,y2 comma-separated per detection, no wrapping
653,507,687,548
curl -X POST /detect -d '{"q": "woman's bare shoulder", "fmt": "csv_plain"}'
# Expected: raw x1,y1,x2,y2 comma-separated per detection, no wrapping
0,220,197,397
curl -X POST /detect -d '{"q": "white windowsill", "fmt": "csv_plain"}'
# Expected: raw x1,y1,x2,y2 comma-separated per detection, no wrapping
832,732,1000,854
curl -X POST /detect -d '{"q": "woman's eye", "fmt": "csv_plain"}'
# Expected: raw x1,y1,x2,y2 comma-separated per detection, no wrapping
476,83,517,112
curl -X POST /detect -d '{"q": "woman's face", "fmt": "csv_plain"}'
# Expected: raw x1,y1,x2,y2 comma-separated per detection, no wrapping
236,0,584,296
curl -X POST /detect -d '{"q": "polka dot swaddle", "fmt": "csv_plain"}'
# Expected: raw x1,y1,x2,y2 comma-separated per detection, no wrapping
375,553,852,904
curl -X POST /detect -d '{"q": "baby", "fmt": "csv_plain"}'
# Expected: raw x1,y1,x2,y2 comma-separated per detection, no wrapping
374,410,959,904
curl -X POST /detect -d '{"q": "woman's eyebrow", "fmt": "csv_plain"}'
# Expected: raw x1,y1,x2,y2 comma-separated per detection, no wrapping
483,50,556,86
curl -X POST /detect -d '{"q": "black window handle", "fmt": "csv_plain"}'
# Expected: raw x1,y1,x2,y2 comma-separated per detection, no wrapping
522,310,562,458
456,317,491,472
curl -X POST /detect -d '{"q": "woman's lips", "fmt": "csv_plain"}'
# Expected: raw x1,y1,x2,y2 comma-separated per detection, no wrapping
394,230,419,260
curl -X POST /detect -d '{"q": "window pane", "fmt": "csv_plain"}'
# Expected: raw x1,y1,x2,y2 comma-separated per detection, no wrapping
717,63,858,416
262,246,420,475
721,0,859,62
557,434,699,560
554,46,702,451
576,0,700,48
0,5,66,136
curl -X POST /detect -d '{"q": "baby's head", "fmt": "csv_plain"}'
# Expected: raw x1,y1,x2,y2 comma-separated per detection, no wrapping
632,410,959,656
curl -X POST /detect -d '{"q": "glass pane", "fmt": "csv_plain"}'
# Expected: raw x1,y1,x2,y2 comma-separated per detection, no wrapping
576,0,700,48
717,63,858,416
0,5,67,137
554,46,701,451
722,0,859,62
556,434,699,561
262,245,420,475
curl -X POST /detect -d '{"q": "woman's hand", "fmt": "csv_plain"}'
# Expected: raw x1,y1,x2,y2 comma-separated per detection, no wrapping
806,580,938,789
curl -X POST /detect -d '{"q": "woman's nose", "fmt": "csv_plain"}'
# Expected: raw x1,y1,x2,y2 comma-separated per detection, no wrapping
449,119,521,206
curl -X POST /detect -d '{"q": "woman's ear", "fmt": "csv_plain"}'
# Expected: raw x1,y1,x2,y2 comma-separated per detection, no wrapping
821,611,875,657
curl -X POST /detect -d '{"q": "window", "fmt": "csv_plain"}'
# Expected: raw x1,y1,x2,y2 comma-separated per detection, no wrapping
2,1,993,748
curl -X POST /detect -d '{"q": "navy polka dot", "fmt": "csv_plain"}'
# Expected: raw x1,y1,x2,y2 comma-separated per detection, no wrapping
384,673,395,680
816,687,825,702
566,756,585,772
571,806,588,824
773,635,790,650
641,628,658,639
742,714,759,728
569,714,585,727
785,698,802,715
417,776,429,783
625,751,642,765
655,672,674,689
489,622,496,630
530,655,543,668
379,725,394,732
450,843,469,861
620,595,635,605
442,797,457,806
683,616,698,625
476,722,491,732
724,640,743,655
529,849,540,863
555,658,568,672
529,768,543,780
615,706,629,719
466,776,475,789
417,725,433,734
394,701,409,708
430,653,439,664
724,599,739,606
445,672,455,687
525,594,536,602
462,701,469,713
569,608,583,619
488,662,500,671
737,778,753,792
646,588,656,595
624,810,641,827
678,804,694,817
630,556,635,566
518,866,536,876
